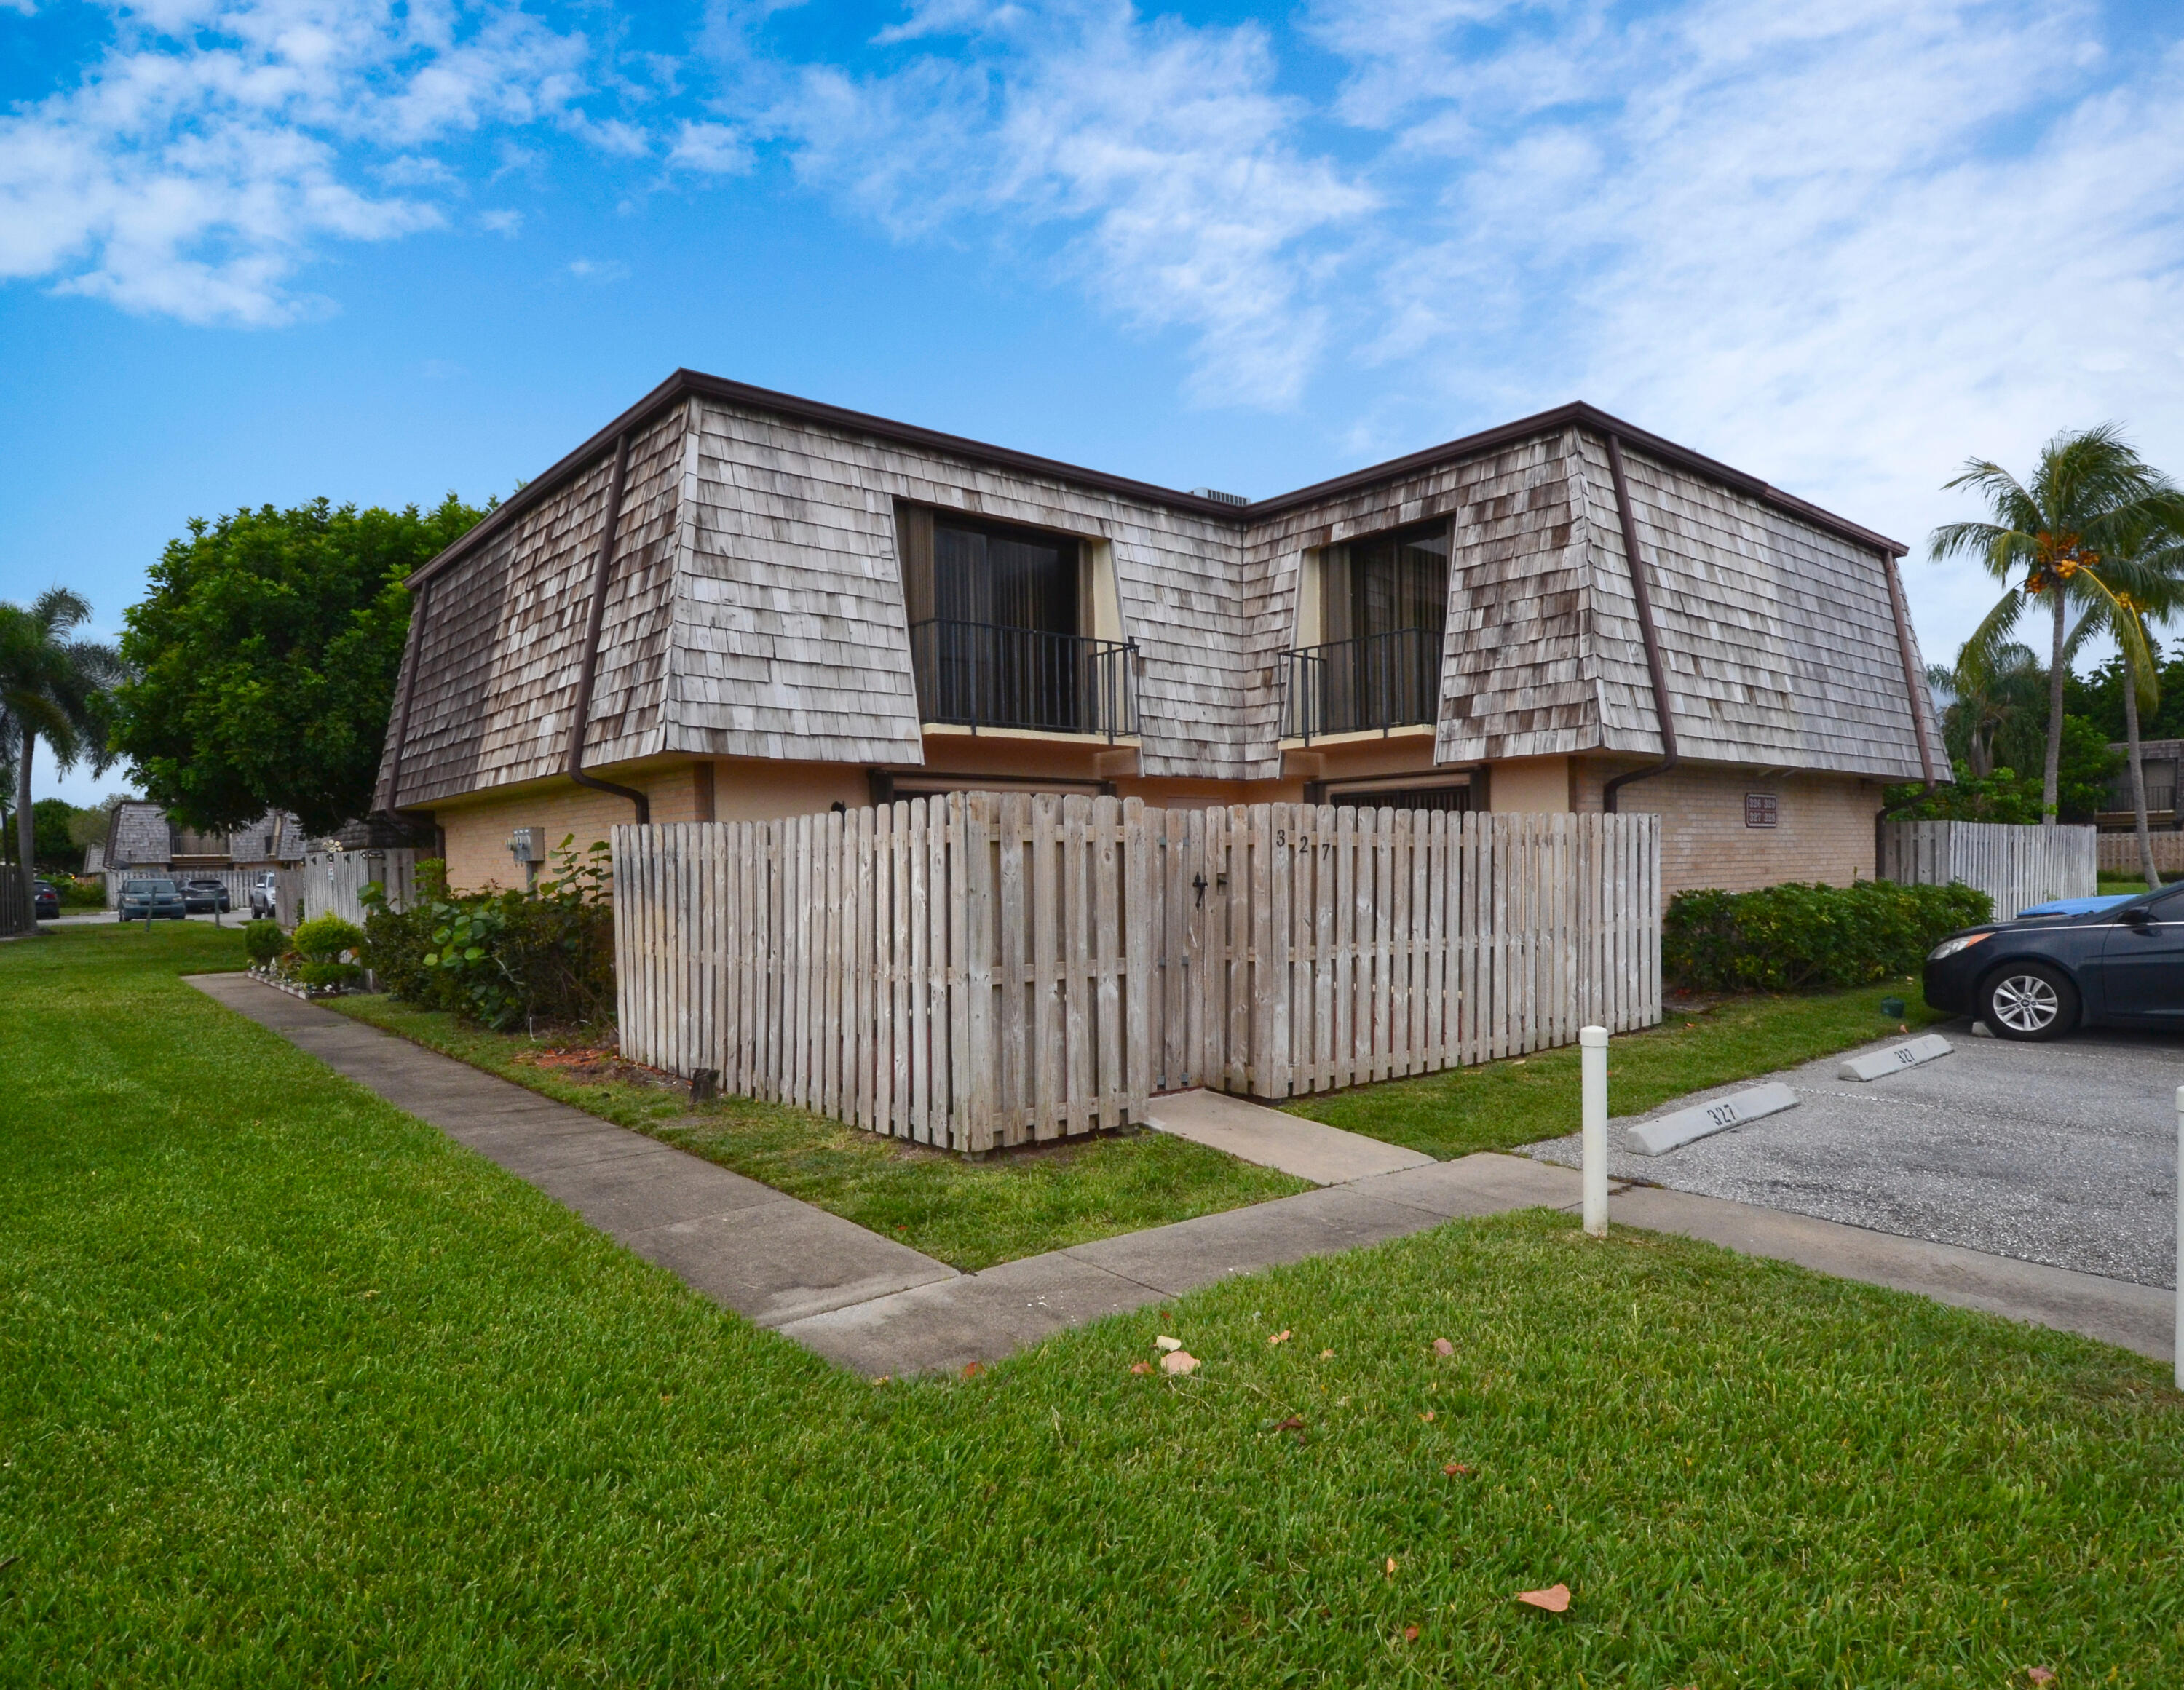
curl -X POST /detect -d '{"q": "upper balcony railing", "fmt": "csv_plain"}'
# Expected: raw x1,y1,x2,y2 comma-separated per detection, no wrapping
1281,627,1442,742
909,619,1139,741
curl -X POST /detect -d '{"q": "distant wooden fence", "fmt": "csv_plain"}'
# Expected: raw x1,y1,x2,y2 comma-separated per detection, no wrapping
1881,820,2097,918
296,850,419,927
613,796,1661,1153
2097,832,2184,876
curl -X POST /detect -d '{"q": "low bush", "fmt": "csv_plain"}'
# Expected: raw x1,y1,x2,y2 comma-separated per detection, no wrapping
290,913,367,991
243,919,286,965
360,841,614,1031
1664,879,1993,993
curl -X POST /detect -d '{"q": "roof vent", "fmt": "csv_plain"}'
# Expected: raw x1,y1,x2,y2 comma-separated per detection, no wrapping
1191,486,1249,507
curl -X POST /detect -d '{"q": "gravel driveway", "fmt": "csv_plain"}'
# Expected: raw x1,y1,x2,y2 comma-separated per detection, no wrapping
1527,1023,2183,1289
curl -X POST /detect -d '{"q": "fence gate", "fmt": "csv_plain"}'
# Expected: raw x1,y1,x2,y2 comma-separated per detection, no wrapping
613,797,1662,1154
1881,820,2097,919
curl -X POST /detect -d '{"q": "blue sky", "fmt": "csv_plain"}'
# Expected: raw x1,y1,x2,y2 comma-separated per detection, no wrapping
5,0,2183,808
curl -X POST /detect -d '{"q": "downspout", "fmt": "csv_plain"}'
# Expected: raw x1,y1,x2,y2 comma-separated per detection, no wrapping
566,432,650,825
1600,432,1679,813
1875,548,1939,876
381,576,432,822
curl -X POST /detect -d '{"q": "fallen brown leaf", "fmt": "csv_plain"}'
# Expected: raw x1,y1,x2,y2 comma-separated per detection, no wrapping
1432,1337,1455,1357
1384,1557,1397,1577
1160,1349,1200,1376
1272,1415,1305,1433
1155,1335,1184,1353
1419,1411,1436,1422
1267,1329,1292,1346
1443,1462,1471,1477
1129,1360,1154,1376
1515,1584,1570,1613
960,1362,982,1380
2026,1672,2056,1686
1319,1348,1334,1359
1401,1625,1420,1643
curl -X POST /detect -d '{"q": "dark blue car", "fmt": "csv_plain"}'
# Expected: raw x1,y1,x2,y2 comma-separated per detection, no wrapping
1923,884,2184,1040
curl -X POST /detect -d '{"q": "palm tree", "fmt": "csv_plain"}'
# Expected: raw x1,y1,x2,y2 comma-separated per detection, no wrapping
1931,425,2184,825
0,589,124,905
2070,526,2184,885
1936,643,2046,779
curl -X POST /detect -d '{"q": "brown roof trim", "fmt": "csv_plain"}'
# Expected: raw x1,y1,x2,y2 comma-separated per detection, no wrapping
406,373,1905,590
1245,400,1908,555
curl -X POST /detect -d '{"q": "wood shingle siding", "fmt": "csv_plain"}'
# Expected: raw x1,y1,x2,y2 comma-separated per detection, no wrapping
375,373,1940,814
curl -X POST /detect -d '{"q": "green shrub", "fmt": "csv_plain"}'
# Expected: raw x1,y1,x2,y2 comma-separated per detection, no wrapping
298,959,365,991
244,919,286,965
1664,880,1993,993
361,840,614,1031
291,914,365,964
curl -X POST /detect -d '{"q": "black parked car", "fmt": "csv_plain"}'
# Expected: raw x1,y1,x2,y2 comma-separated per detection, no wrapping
116,877,188,921
33,879,60,920
181,878,232,914
1923,884,2184,1040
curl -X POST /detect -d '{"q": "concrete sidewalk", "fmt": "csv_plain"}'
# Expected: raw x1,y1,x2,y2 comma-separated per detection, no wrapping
187,975,960,1328
189,975,2175,1376
1146,1087,1436,1183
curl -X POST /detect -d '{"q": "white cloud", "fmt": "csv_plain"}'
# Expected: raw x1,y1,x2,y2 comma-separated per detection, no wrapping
667,119,753,175
566,255,627,281
0,0,637,325
478,206,523,234
764,1,1376,407
1299,0,2184,659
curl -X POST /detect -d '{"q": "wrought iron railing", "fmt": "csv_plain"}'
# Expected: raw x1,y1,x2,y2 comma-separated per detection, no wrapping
1281,627,1442,742
909,619,1139,739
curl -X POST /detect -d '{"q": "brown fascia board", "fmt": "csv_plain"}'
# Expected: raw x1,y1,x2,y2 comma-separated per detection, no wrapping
405,374,1904,590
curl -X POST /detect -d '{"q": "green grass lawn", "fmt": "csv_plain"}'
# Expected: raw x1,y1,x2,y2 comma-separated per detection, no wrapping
2100,872,2153,895
1289,982,1950,1159
4,924,2181,1684
328,993,1306,1272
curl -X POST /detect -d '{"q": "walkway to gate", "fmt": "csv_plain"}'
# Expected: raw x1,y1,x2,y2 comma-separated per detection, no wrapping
614,797,1661,1155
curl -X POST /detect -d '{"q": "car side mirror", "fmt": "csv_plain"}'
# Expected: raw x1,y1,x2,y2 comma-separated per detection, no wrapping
2121,905,2153,929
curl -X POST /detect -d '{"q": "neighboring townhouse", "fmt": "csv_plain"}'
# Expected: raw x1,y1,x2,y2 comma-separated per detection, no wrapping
100,802,306,890
374,370,1944,898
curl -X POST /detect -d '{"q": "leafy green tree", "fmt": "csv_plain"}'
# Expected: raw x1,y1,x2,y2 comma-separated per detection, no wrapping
112,496,486,836
32,798,83,871
1931,426,2184,823
0,588,124,902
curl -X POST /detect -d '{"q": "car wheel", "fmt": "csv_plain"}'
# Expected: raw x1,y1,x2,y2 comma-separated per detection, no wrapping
1980,962,2079,1042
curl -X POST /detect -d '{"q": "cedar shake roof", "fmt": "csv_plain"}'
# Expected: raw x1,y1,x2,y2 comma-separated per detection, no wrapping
376,371,1942,811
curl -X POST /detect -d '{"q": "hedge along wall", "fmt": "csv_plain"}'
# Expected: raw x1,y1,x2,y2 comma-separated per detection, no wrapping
1663,881,1993,993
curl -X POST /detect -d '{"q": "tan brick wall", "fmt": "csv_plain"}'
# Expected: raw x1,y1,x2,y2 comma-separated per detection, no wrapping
1572,759,1884,896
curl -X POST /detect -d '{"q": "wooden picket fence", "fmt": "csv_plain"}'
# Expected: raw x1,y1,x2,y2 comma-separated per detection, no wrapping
2097,832,2184,876
612,796,1661,1154
1880,820,2097,919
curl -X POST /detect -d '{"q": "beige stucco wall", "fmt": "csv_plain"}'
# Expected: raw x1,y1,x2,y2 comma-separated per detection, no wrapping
429,748,1884,901
1488,756,1572,814
1572,759,1883,896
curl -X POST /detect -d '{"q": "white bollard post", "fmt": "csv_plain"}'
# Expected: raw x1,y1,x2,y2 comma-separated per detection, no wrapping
1581,1025,1610,1239
2175,1087,2183,1391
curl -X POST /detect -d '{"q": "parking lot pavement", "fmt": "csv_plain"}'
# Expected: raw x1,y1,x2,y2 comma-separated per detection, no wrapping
1527,1023,2183,1290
